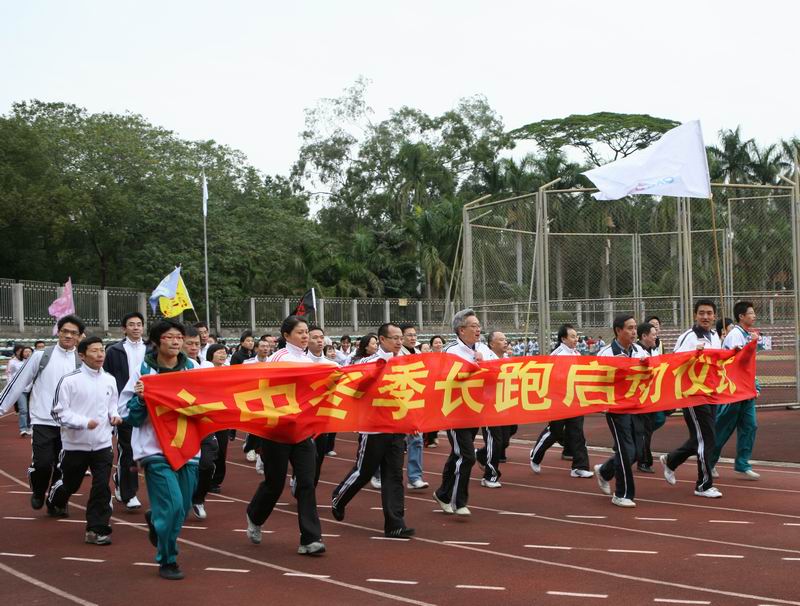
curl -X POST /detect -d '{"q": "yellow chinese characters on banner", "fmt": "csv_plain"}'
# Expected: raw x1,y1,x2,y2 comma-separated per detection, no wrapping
141,343,758,469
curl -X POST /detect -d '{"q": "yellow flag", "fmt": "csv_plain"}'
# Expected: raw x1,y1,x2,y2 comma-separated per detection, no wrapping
159,275,194,318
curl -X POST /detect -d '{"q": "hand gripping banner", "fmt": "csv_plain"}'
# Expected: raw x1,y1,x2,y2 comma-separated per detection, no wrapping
141,342,757,469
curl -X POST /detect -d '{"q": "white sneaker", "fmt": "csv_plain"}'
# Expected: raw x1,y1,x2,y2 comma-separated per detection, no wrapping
711,467,719,478
114,486,122,503
297,541,326,555
530,460,541,474
611,495,637,508
192,503,207,519
694,486,723,498
246,450,257,462
660,454,676,485
407,479,429,489
125,496,142,510
246,514,262,544
326,450,337,456
735,469,760,480
570,469,594,478
370,477,382,489
290,476,297,496
481,479,502,488
594,464,611,495
255,455,264,475
454,506,471,516
433,493,454,514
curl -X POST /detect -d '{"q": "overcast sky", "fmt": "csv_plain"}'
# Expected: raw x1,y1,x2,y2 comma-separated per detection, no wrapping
3,0,798,175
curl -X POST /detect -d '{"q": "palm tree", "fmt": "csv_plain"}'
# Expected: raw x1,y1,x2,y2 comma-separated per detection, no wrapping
708,127,754,184
750,143,789,185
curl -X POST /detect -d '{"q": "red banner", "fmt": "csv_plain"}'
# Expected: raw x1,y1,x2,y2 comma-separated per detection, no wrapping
141,342,757,469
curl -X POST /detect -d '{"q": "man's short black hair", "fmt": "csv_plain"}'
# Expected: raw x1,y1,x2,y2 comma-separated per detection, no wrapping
694,298,717,315
645,315,661,324
149,319,185,344
121,312,145,327
612,314,635,336
184,325,199,338
259,334,272,341
308,325,324,334
57,314,86,335
399,323,416,335
716,317,734,334
193,321,208,330
78,335,104,355
340,334,351,344
239,330,253,343
637,322,656,340
733,301,754,323
378,322,400,339
34,340,45,347
557,323,575,343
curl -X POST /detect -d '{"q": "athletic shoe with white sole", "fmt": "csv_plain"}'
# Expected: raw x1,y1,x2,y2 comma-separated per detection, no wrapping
454,506,471,516
594,464,611,495
126,496,142,510
480,479,502,488
290,476,297,496
297,541,326,555
530,460,541,474
407,479,429,489
370,477,382,489
694,486,723,498
246,514,262,544
85,530,112,545
192,503,207,520
433,493,454,514
246,450,257,462
570,469,594,478
660,454,676,485
326,450,337,456
255,455,264,475
735,469,760,480
611,495,636,508
711,467,719,478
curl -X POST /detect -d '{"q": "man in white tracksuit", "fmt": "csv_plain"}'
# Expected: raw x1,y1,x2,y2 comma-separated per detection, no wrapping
49,336,122,544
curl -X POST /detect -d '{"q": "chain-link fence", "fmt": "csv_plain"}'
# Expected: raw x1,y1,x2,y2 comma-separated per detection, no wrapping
464,183,800,404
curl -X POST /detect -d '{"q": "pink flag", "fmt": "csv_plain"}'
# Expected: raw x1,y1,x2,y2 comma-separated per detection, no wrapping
49,278,75,335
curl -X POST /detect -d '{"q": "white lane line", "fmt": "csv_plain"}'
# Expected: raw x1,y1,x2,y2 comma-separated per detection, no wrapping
370,507,383,510
57,519,86,524
525,544,572,550
443,541,490,546
321,534,340,537
0,552,35,558
132,562,159,567
370,536,411,541
284,573,331,578
205,567,250,573
608,549,658,554
547,591,608,598
62,557,105,563
708,520,753,524
782,557,800,561
567,515,607,519
695,553,745,559
232,529,275,533
784,523,800,526
276,502,289,506
498,511,536,517
3,516,34,520
8,490,32,494
653,599,711,604
204,498,235,503
115,522,146,527
455,585,505,590
367,578,418,585
317,505,332,508
182,525,207,530
636,517,677,521
0,562,98,606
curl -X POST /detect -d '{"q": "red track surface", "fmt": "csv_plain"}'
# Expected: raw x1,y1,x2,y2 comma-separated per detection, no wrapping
1,412,799,606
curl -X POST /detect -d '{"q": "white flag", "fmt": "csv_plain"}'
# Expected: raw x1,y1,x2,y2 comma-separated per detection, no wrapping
202,173,208,217
582,121,711,201
149,266,181,313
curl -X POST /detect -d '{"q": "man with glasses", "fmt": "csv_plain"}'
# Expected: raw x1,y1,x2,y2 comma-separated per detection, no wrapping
0,315,84,515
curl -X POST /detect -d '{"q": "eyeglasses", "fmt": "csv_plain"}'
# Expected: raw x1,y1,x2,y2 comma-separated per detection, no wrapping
59,329,80,336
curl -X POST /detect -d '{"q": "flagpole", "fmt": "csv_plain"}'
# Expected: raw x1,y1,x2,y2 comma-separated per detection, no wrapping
202,174,211,327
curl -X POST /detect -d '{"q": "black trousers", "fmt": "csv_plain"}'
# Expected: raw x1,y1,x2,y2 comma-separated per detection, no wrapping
113,421,138,502
499,425,517,459
476,426,504,481
530,417,590,470
210,430,229,489
29,425,62,501
325,433,336,452
666,405,716,491
598,413,641,500
193,434,219,505
424,431,439,446
49,447,113,534
332,433,407,533
247,438,321,545
436,428,478,509
639,413,657,467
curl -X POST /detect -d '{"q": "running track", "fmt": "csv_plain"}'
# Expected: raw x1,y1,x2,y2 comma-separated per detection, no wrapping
1,413,799,606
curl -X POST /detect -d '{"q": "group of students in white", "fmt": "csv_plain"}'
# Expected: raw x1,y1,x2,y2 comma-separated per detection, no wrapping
0,298,761,580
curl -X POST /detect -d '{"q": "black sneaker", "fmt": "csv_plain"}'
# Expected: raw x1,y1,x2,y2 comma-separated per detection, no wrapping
331,503,345,521
208,485,221,494
145,510,158,547
385,527,415,539
637,464,655,474
30,495,44,510
158,562,184,580
46,504,68,518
